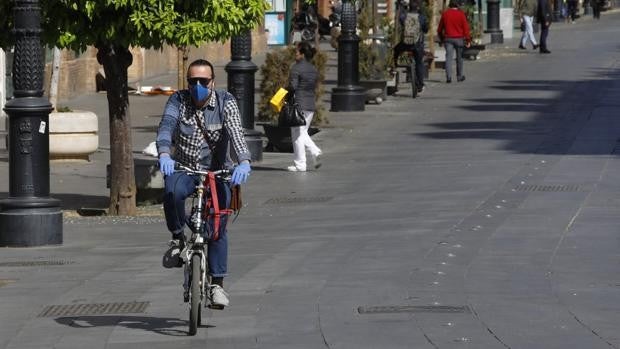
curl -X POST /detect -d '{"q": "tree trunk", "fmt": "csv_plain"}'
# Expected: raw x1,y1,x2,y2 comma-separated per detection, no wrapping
96,45,136,216
177,46,189,90
49,47,61,111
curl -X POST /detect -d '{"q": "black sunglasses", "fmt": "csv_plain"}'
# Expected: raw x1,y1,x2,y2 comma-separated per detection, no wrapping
187,77,212,86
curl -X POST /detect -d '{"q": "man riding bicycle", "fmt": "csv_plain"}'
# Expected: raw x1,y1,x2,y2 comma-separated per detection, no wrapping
156,59,251,309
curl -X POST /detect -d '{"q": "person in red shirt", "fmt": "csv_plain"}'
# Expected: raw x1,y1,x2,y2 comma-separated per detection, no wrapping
437,0,471,83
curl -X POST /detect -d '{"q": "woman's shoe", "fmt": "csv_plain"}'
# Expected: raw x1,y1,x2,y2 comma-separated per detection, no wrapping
287,165,306,172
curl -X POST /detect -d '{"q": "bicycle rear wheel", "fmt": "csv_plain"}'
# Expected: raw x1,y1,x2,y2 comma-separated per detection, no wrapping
188,253,202,336
409,63,418,98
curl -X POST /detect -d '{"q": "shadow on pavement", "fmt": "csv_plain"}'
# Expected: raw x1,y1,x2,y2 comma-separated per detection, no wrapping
418,65,620,156
54,315,202,336
0,192,110,210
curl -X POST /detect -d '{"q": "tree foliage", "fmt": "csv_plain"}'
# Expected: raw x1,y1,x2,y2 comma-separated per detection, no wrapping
0,0,270,50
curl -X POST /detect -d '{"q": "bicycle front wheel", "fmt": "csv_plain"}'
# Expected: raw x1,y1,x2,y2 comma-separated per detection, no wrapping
188,253,202,336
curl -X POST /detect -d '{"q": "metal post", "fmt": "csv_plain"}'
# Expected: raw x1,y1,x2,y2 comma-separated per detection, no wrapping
331,0,366,112
0,0,62,246
484,0,504,44
225,31,263,162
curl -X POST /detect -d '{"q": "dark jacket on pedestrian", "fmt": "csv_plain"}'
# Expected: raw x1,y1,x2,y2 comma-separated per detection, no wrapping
288,59,318,111
537,0,552,24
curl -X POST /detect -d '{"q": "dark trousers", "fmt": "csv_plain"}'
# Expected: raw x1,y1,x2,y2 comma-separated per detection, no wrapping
393,42,425,89
539,24,549,50
592,1,601,18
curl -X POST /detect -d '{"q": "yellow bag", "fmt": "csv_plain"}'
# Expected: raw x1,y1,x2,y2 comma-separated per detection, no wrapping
269,87,289,113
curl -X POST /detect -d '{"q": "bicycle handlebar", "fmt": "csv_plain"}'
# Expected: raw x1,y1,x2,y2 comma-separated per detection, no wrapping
175,164,231,177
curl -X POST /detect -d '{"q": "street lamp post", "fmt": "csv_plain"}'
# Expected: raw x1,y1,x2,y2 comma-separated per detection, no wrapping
225,31,263,162
0,0,62,246
484,0,504,44
331,0,366,112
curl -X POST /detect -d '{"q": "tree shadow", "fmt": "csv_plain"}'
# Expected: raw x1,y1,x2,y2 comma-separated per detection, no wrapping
54,315,212,336
416,66,620,156
0,192,110,210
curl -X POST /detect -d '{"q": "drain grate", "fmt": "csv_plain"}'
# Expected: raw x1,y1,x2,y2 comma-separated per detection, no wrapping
358,305,471,314
264,196,333,205
38,301,149,317
0,259,74,267
514,184,582,192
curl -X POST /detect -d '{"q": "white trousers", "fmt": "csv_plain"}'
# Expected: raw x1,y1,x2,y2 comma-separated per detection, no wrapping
291,111,321,170
520,15,538,47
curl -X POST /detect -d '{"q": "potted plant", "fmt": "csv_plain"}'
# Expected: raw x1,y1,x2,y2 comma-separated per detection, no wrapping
462,3,486,60
357,1,391,103
257,45,327,152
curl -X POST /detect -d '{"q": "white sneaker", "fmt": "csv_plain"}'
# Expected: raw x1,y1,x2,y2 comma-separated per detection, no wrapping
312,153,322,169
209,285,229,308
287,165,306,172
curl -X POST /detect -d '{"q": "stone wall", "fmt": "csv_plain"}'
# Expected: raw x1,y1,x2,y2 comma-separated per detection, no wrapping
46,28,267,101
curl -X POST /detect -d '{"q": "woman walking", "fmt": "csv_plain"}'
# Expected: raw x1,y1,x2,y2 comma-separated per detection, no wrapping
287,42,322,172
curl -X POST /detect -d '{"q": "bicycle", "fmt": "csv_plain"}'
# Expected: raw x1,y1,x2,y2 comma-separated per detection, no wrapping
174,164,232,336
394,50,418,98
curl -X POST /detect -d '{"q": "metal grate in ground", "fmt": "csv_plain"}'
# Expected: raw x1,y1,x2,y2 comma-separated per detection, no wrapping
358,305,471,314
38,301,150,317
513,184,583,192
0,259,75,267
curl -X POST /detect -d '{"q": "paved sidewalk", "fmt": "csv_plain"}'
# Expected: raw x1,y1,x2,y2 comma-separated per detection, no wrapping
1,10,620,348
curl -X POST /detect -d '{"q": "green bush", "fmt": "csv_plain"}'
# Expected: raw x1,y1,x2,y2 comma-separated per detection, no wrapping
257,45,328,125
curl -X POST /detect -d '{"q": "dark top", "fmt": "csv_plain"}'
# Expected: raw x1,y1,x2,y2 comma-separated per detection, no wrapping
288,59,318,111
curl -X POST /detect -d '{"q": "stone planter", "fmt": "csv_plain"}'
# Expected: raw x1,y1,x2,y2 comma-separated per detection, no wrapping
463,44,486,60
49,110,99,161
359,79,387,104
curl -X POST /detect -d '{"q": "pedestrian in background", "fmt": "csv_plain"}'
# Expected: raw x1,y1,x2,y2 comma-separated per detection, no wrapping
437,0,471,83
537,0,552,54
591,0,602,19
566,0,578,22
393,1,429,94
287,42,322,172
517,0,539,50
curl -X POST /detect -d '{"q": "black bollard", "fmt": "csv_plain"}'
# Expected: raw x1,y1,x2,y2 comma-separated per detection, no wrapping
484,0,504,44
0,0,62,246
331,0,366,112
225,31,263,162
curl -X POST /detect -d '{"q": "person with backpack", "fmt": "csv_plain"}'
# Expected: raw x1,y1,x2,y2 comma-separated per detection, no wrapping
437,0,471,83
393,1,429,94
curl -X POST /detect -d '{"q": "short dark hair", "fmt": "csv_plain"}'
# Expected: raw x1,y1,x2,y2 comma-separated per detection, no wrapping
297,42,316,61
448,0,459,7
187,59,215,79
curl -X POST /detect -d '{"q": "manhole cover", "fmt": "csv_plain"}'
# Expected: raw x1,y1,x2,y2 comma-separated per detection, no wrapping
264,196,333,205
514,184,582,192
0,259,74,267
38,301,150,317
358,305,471,314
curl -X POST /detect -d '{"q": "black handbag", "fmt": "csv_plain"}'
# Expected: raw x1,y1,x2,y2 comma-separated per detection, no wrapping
278,95,306,127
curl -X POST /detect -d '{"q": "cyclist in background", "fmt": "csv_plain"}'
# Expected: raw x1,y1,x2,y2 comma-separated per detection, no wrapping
156,59,252,309
393,0,429,94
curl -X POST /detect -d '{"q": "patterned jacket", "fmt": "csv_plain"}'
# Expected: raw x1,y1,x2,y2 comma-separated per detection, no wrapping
156,89,251,170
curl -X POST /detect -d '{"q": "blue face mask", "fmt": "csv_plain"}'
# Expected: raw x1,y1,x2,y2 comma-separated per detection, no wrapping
190,83,210,104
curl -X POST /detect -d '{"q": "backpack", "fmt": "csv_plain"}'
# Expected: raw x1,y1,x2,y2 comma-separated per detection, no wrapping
402,14,422,45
